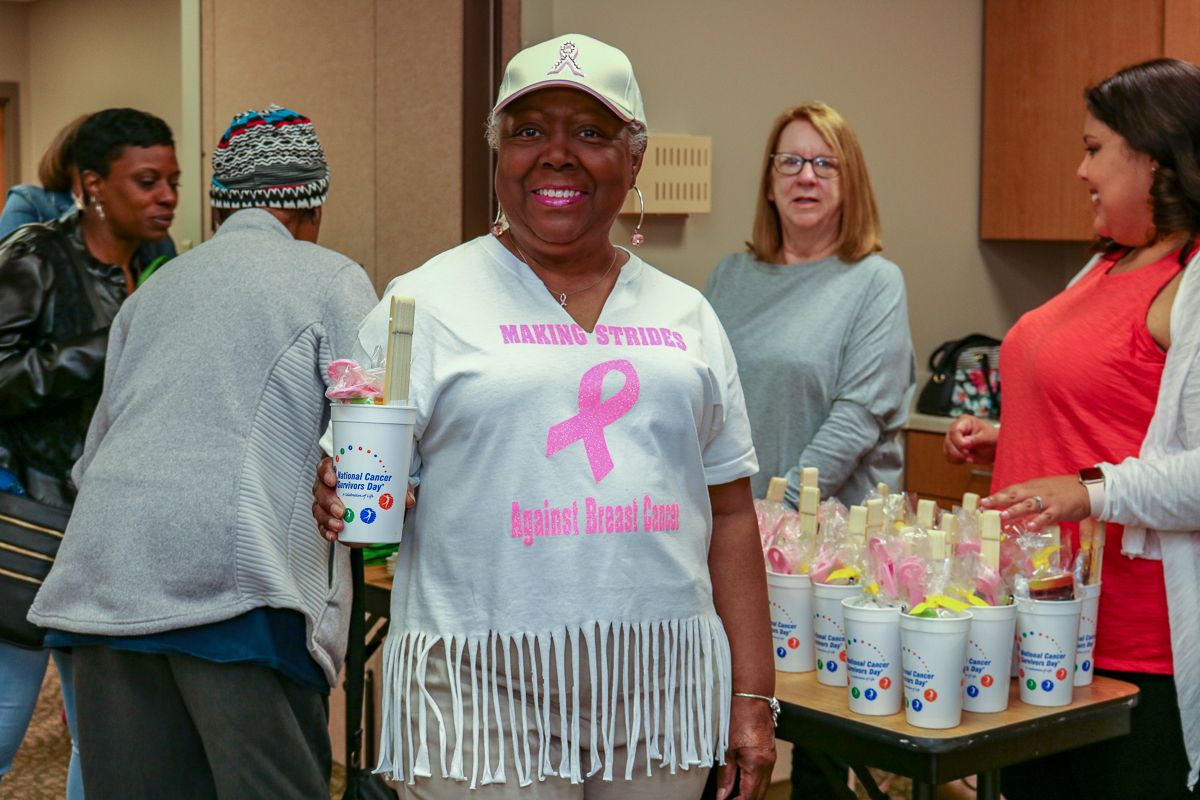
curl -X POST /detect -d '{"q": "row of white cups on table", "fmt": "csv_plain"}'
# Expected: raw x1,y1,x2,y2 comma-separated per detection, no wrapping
768,572,1103,729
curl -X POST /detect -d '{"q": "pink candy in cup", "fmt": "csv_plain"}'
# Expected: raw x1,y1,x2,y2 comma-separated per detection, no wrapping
868,537,897,600
896,556,926,609
767,546,792,575
974,564,1003,607
326,358,383,401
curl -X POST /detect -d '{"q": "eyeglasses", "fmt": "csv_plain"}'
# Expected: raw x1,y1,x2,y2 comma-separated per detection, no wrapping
770,153,840,179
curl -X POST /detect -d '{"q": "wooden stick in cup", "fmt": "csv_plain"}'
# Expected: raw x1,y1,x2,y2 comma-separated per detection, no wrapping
865,498,884,537
1079,518,1095,584
962,492,980,514
917,498,937,529
1046,524,1061,552
799,485,820,537
929,528,947,561
848,504,868,547
800,467,819,489
382,295,416,405
981,509,1001,571
938,511,957,550
766,476,788,504
1090,522,1106,584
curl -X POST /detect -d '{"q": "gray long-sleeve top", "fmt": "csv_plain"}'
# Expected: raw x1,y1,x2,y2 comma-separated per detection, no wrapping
705,251,915,507
28,210,378,686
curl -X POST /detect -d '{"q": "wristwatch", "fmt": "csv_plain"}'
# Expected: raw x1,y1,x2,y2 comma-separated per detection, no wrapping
1078,466,1106,517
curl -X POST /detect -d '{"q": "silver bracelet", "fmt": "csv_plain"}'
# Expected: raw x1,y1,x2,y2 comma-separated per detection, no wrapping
732,691,780,727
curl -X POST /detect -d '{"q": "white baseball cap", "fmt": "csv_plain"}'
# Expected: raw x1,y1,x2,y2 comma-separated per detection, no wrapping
493,34,647,127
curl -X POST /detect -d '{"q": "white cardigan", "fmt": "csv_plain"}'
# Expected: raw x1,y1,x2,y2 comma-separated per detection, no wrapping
1072,251,1200,790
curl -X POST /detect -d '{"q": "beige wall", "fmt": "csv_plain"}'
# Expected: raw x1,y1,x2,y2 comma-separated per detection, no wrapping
201,0,464,292
0,0,191,241
0,1,31,187
25,0,182,186
523,0,1085,368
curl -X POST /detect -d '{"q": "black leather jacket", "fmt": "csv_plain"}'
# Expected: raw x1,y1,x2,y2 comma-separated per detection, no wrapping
0,213,146,509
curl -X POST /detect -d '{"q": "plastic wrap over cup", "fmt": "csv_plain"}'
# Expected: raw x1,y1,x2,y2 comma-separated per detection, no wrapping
1074,582,1102,687
962,603,1017,713
812,582,863,686
768,571,815,673
330,403,416,544
842,597,902,716
1016,597,1082,707
900,610,972,729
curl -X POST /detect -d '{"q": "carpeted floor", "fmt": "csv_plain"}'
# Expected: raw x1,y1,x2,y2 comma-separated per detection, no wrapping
1,664,963,800
1,658,69,799
0,659,346,799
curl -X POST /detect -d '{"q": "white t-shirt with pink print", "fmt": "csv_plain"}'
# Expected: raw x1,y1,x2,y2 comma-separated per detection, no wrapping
356,234,757,788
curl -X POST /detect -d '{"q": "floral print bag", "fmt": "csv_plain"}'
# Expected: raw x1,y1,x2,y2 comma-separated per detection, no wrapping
916,334,1002,419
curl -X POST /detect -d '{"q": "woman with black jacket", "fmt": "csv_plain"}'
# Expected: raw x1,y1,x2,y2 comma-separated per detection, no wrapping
0,107,178,798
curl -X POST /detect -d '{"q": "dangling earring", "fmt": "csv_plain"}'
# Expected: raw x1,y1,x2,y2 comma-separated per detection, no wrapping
630,186,645,246
91,196,106,221
491,206,506,237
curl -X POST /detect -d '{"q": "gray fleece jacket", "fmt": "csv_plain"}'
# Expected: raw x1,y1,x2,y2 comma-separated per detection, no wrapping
28,209,378,686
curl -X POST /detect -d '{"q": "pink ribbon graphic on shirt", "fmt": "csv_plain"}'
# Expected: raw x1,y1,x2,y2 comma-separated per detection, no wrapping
546,359,640,483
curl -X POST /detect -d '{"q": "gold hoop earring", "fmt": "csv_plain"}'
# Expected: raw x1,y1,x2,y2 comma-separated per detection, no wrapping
630,186,645,246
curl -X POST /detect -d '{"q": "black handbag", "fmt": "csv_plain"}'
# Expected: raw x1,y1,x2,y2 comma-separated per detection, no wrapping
916,333,1002,419
0,492,68,649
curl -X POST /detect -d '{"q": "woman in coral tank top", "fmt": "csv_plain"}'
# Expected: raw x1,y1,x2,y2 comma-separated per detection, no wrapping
945,59,1200,798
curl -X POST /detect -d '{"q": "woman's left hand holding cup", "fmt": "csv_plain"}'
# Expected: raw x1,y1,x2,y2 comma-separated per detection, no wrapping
312,456,416,545
313,455,346,544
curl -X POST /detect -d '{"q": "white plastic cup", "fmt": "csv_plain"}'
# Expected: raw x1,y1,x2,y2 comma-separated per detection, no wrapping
962,603,1017,713
1074,583,1102,687
1016,597,1083,707
812,582,863,686
842,597,902,716
330,403,417,544
767,571,815,672
900,610,972,729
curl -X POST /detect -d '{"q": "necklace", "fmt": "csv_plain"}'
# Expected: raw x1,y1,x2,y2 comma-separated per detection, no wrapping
508,237,620,308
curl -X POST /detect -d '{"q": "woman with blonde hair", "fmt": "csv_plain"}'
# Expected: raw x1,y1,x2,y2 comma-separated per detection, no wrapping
706,102,914,799
706,102,914,509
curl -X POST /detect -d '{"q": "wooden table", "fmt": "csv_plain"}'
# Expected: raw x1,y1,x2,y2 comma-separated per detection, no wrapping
775,670,1139,800
363,562,393,617
356,569,1137,799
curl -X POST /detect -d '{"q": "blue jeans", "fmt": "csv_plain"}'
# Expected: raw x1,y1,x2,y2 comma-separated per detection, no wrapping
0,641,83,798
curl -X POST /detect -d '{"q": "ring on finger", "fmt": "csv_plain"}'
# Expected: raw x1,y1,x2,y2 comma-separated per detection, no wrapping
1032,495,1045,513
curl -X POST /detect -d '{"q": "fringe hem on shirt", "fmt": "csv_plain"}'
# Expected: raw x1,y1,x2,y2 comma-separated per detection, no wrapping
373,614,731,787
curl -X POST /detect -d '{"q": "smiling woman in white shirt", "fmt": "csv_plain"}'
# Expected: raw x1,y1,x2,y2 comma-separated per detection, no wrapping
313,34,777,800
